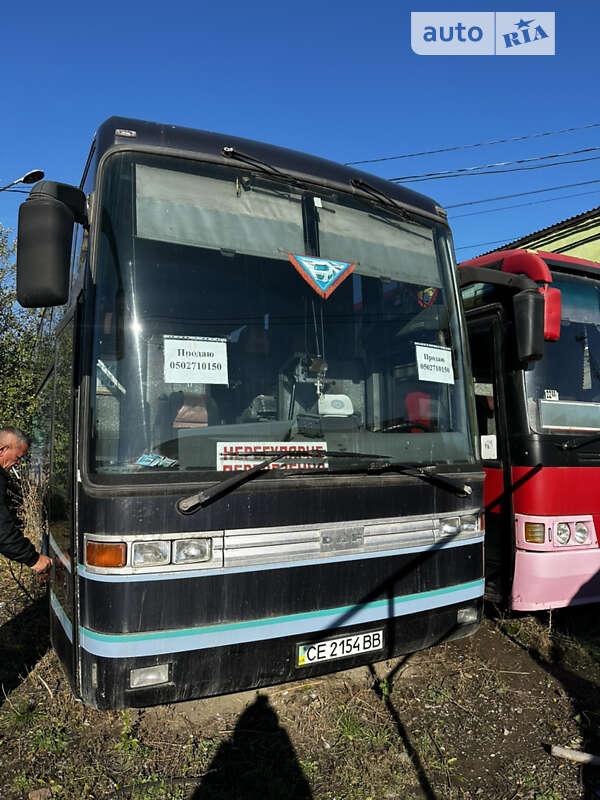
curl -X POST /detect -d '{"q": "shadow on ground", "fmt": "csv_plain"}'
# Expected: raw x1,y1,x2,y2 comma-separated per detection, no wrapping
191,694,312,800
0,594,50,700
493,603,600,798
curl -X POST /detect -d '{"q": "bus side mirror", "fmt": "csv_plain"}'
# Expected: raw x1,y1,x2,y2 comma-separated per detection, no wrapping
513,289,544,362
541,286,561,341
17,181,87,308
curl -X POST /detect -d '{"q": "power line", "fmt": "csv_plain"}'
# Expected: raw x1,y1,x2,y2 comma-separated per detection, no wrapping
392,146,600,181
345,122,600,166
445,178,600,209
449,189,600,219
391,146,600,182
455,239,513,251
398,155,600,183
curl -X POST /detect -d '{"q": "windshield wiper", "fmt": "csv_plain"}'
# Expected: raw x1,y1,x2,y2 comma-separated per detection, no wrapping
366,462,472,498
177,450,391,514
556,433,600,451
222,147,290,180
350,178,408,218
177,451,471,513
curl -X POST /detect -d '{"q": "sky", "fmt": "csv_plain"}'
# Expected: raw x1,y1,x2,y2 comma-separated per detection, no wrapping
0,1,597,263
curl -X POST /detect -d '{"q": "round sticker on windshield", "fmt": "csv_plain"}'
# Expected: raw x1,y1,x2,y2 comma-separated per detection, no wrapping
417,287,438,308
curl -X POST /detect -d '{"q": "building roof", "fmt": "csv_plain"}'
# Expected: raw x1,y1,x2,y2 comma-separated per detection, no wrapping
485,204,600,255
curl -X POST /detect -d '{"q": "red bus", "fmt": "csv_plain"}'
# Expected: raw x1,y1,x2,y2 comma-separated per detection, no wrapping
459,249,600,611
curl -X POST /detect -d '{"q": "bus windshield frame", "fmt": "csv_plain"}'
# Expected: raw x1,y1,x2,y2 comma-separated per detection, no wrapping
87,151,475,483
525,272,600,434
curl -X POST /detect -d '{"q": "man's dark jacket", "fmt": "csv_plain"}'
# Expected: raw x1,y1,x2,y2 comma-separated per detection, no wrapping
0,467,38,566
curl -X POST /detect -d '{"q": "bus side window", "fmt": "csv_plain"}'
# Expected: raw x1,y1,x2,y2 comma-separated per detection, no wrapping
50,319,74,556
474,386,496,436
469,325,500,460
70,223,89,297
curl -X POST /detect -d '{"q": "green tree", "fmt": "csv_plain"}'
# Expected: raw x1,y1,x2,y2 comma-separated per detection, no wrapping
0,223,40,431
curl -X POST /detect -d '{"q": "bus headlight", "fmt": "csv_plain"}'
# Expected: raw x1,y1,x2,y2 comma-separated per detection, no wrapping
574,522,589,544
460,515,478,533
457,606,479,625
132,541,170,566
130,663,170,688
173,538,212,564
441,518,460,535
556,523,571,545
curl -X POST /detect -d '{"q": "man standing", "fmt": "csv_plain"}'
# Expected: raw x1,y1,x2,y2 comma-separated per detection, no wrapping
0,426,51,574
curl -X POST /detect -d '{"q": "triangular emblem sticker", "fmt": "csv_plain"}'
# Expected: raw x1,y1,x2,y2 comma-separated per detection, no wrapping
288,254,355,299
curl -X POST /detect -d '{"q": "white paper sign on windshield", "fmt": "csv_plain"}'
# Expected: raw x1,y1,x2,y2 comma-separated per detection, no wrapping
480,434,497,460
163,336,229,385
415,343,454,385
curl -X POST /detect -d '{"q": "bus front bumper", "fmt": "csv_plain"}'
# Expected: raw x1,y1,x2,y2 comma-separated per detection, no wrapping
511,548,600,611
75,599,482,709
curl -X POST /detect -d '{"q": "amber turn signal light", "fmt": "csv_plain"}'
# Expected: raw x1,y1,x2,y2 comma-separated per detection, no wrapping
86,541,127,568
524,523,545,544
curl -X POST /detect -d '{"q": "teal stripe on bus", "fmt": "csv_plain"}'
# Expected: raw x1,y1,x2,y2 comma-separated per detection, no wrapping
76,579,484,659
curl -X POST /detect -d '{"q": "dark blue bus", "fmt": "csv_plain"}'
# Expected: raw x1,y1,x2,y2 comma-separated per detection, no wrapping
17,117,483,708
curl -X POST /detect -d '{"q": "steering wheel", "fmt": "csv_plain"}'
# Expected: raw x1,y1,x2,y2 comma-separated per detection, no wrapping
379,421,431,433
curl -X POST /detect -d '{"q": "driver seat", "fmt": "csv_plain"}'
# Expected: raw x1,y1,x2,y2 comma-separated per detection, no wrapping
406,391,431,433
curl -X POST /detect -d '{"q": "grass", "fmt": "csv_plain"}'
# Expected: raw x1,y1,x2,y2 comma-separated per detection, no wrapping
116,709,147,756
337,709,392,747
15,468,46,552
338,710,368,742
11,772,33,794
117,777,190,800
30,723,68,755
534,790,563,800
1,531,599,800
299,758,319,778
425,683,453,705
4,698,40,730
0,638,587,800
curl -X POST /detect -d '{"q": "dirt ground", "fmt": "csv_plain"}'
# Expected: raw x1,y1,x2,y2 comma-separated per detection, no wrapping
1,559,600,800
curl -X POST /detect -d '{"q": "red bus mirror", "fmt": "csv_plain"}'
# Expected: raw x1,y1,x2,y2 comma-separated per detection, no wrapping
541,286,561,341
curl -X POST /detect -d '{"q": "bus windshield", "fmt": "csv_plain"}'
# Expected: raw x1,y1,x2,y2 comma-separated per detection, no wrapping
526,273,600,432
89,152,473,478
